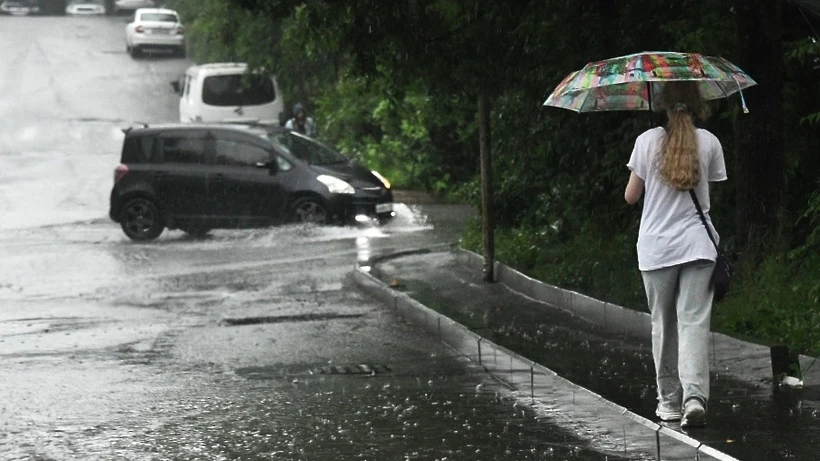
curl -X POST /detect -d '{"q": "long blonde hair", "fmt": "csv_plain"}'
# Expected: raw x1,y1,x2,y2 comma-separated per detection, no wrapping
658,81,710,190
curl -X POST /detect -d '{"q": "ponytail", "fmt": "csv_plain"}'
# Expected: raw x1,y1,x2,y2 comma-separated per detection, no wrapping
660,104,699,190
657,82,709,190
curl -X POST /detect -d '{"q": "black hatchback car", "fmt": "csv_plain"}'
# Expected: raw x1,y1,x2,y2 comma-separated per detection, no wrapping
109,123,394,241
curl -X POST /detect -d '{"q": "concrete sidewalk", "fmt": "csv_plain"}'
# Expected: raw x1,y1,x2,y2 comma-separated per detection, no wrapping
355,246,820,461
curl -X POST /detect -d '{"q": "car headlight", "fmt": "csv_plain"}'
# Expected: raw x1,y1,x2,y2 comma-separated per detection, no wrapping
371,170,391,189
317,175,355,194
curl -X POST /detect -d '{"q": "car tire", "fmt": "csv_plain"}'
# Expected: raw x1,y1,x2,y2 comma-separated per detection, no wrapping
120,198,164,241
177,46,186,59
180,226,210,238
377,213,394,225
130,46,141,58
289,197,329,224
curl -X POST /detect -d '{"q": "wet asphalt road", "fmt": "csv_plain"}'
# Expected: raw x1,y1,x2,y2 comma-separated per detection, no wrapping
0,15,636,461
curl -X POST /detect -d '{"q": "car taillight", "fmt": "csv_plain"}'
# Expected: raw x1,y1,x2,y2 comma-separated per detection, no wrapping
177,26,184,35
114,164,128,184
135,25,143,33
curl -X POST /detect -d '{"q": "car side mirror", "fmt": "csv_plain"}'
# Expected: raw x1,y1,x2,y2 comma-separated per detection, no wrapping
170,80,181,94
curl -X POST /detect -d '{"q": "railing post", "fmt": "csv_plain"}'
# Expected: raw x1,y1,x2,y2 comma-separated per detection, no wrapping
530,366,535,400
655,428,661,461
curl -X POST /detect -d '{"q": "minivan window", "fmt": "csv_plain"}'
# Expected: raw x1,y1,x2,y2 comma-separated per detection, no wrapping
268,132,348,166
214,140,269,167
136,136,155,162
140,13,178,22
121,135,155,163
201,74,275,107
159,136,203,164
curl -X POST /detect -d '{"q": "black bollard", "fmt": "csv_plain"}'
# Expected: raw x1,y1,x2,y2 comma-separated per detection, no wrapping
770,344,802,386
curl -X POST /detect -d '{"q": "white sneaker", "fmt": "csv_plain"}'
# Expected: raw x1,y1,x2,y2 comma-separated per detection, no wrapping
655,403,682,421
681,398,706,427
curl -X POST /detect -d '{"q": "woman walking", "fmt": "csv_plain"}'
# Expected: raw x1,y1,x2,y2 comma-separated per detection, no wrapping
624,81,727,428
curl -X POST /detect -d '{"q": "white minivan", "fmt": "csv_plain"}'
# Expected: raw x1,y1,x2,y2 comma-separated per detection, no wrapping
172,62,285,125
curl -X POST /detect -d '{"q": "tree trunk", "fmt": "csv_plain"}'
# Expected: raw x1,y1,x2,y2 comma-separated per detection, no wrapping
478,90,495,282
734,0,785,260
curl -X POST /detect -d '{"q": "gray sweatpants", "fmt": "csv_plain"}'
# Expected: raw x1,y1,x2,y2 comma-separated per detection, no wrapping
641,260,714,409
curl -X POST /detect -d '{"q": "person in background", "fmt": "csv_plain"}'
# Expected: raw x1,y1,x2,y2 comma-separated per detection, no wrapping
623,81,727,428
285,102,317,138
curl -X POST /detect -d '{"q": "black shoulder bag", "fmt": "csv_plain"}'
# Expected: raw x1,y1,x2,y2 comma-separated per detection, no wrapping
689,190,732,303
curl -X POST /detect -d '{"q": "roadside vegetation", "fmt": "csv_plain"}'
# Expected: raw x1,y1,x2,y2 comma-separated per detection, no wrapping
166,0,820,356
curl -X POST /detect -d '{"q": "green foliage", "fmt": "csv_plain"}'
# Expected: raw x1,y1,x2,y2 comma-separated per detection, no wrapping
790,185,820,259
314,74,478,191
166,0,270,63
803,112,820,124
714,252,820,356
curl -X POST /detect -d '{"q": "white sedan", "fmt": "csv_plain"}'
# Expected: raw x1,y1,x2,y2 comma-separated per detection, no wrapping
0,0,40,15
125,8,186,58
65,0,105,15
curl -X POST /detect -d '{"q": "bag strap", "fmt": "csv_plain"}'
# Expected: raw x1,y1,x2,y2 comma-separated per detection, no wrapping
689,189,719,251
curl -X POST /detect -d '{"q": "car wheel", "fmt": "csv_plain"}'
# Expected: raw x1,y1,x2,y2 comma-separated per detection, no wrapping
289,197,329,224
130,46,141,58
377,213,394,225
120,198,164,241
177,46,187,58
180,226,210,238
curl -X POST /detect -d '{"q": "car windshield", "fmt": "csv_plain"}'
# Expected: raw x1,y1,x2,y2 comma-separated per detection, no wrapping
139,13,177,22
266,132,349,166
201,74,275,107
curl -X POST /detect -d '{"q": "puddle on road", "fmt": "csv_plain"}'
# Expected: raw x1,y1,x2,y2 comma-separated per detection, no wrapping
235,363,393,378
222,312,365,326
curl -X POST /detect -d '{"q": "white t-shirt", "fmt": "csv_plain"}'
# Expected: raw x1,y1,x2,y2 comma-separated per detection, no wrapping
627,127,727,271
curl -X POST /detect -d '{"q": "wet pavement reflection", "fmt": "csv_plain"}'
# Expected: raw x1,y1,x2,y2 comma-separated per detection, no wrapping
109,361,635,460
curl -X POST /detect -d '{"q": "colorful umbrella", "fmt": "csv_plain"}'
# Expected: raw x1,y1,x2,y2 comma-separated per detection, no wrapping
543,51,757,113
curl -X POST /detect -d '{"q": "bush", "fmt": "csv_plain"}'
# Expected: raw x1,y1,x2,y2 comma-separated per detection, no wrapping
714,252,820,356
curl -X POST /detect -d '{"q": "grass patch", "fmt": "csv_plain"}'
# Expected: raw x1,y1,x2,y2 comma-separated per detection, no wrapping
713,252,820,357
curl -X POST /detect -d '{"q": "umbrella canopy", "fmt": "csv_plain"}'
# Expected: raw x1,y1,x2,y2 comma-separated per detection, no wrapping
543,51,757,113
